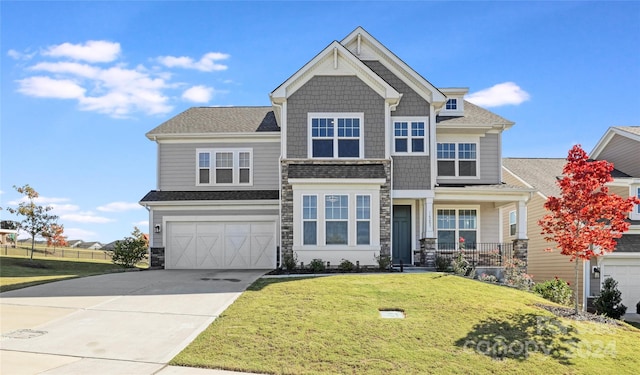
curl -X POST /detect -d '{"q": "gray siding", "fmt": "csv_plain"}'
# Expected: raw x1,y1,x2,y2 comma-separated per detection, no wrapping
597,134,640,177
362,61,429,117
151,208,279,247
286,76,385,159
437,133,501,185
158,141,280,191
392,156,430,190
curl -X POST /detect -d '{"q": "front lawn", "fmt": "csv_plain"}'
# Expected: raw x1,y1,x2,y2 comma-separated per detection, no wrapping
0,255,126,292
172,273,639,375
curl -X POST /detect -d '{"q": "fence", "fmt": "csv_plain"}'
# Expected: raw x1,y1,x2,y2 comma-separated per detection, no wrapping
1,245,114,261
434,242,514,267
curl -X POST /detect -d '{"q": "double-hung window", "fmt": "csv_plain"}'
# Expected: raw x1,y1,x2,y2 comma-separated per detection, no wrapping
437,208,477,249
196,149,252,185
437,142,477,177
509,210,517,236
309,113,363,158
325,195,348,245
303,195,317,245
356,195,371,245
393,117,427,154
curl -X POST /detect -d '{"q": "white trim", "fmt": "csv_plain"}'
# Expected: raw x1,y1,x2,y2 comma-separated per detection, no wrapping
139,200,279,209
631,185,640,220
289,178,386,186
392,189,434,199
508,210,517,237
148,133,280,143
391,116,429,155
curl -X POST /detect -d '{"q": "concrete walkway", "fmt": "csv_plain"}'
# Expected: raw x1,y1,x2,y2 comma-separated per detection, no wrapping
0,269,266,374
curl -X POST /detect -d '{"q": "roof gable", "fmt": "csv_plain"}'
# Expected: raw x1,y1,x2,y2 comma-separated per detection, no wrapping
270,40,400,104
591,126,640,159
341,27,447,106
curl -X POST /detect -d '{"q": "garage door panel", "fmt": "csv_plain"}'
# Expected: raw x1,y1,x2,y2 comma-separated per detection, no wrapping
166,219,276,270
603,263,640,310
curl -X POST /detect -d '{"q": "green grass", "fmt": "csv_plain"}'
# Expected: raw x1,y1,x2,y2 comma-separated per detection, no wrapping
0,255,127,292
172,273,640,375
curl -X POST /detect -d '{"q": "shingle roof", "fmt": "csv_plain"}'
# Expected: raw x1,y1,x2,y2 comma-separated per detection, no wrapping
140,190,280,202
436,101,514,126
616,234,640,253
288,164,387,179
146,106,280,136
614,126,640,136
503,158,632,198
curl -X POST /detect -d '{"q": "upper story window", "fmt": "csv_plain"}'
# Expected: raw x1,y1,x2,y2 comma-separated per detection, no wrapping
437,142,477,177
196,149,252,186
392,117,428,154
446,98,457,110
632,186,640,220
309,113,363,158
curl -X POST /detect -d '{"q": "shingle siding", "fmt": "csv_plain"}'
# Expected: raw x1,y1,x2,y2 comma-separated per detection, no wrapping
392,156,430,190
362,61,429,117
286,76,385,159
158,141,280,191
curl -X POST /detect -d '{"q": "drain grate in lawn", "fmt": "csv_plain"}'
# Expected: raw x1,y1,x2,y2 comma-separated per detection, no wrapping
378,308,405,319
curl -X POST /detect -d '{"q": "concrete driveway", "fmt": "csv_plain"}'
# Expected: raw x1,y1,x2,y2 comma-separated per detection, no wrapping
0,269,266,374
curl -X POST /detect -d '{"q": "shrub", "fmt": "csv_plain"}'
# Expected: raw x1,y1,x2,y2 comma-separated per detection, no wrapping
308,258,326,273
452,251,473,277
282,251,298,271
338,259,355,272
479,273,498,283
532,277,572,306
435,255,451,272
637,301,640,314
594,277,627,319
112,231,147,268
374,253,391,271
503,257,534,291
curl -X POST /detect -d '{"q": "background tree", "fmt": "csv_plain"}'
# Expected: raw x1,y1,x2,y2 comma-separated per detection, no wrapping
5,184,58,260
538,145,640,313
43,223,68,252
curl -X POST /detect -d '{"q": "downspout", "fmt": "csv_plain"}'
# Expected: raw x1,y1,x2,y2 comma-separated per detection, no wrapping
271,99,285,268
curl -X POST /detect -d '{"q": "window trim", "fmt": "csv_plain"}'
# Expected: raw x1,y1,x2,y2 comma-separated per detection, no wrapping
391,116,429,155
435,206,481,249
302,195,318,245
307,112,364,159
195,148,253,186
436,141,479,179
631,186,640,220
356,194,371,245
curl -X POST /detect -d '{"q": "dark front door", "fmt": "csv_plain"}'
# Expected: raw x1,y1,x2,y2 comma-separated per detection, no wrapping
392,205,412,265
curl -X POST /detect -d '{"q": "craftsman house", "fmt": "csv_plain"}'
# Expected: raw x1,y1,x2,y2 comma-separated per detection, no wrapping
140,27,533,270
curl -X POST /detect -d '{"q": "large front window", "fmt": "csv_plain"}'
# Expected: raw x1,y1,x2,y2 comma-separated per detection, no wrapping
309,113,363,158
437,208,477,249
393,117,427,154
196,149,252,185
437,143,477,177
325,195,348,244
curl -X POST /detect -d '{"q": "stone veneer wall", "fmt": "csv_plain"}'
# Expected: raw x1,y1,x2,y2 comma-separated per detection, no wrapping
280,159,392,260
150,247,165,269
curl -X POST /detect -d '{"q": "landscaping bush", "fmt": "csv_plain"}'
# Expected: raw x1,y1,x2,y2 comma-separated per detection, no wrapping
594,277,627,319
435,255,450,272
338,259,355,272
374,253,391,270
452,251,473,277
503,257,534,291
478,273,498,283
112,235,147,268
308,258,326,273
532,277,572,306
282,251,298,271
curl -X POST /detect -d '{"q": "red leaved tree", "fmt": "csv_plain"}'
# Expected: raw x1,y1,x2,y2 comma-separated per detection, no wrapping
43,223,68,252
539,145,640,313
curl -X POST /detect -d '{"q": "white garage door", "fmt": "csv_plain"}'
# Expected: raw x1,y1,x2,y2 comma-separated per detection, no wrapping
166,219,276,269
602,261,640,310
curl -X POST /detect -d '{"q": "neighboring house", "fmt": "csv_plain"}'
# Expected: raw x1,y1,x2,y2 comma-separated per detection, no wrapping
502,126,640,311
67,240,83,248
140,27,533,270
78,241,103,250
0,229,18,247
102,241,118,251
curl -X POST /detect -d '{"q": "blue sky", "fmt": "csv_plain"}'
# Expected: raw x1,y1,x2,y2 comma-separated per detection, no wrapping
1,1,639,243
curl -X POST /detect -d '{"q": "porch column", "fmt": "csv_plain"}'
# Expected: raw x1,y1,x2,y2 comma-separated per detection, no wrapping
516,200,528,240
424,196,434,238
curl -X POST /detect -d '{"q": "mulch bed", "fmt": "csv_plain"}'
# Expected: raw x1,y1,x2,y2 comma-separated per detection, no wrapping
536,303,622,326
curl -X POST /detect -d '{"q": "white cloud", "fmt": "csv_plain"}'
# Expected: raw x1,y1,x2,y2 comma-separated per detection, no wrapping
61,212,115,224
31,61,99,78
8,195,70,206
64,227,97,240
17,76,85,99
8,49,36,60
182,85,213,103
43,40,121,63
50,203,81,214
465,82,530,107
133,220,149,227
97,201,142,212
157,52,229,72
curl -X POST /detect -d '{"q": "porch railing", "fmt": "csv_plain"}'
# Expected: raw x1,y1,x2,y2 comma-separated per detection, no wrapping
433,242,513,267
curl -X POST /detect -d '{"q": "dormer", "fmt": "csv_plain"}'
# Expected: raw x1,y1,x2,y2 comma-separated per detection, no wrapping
439,88,468,117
